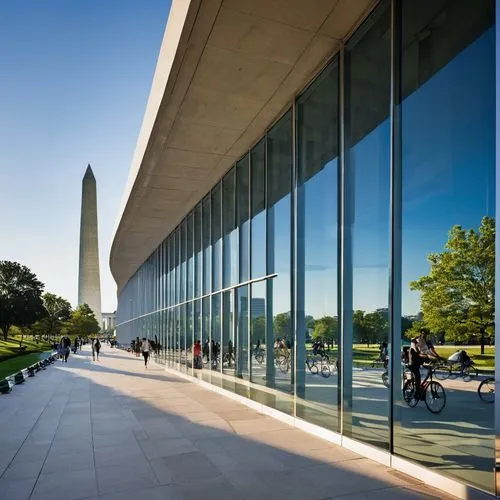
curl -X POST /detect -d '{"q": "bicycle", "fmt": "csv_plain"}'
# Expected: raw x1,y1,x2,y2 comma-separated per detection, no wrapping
253,348,264,365
448,361,479,382
403,364,446,414
478,377,495,403
305,354,319,375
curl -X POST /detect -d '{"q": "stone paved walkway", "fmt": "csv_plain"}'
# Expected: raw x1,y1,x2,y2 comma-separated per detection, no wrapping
0,345,455,500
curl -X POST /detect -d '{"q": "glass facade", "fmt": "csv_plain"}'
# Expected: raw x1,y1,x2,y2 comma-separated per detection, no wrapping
116,0,496,494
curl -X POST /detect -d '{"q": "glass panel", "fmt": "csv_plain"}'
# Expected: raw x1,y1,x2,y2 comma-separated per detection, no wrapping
250,281,267,386
236,285,249,380
237,155,250,282
174,228,180,305
251,140,266,279
195,203,202,297
202,195,211,295
345,0,390,448
296,59,339,431
180,220,186,303
201,296,211,383
187,213,194,300
211,293,222,384
266,110,293,414
193,299,202,379
222,291,235,377
397,0,495,491
186,302,193,374
223,168,238,287
179,303,186,370
212,184,222,292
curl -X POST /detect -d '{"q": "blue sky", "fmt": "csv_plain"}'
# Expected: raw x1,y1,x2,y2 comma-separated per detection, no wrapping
0,0,171,311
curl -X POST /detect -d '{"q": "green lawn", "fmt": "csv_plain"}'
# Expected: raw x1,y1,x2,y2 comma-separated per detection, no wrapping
0,336,52,361
0,352,49,380
305,343,495,371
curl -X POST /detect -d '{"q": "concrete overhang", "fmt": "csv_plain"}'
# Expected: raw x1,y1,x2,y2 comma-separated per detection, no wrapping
110,0,376,293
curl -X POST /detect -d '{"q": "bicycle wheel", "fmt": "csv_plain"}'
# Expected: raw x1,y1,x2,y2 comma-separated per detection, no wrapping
255,353,264,364
279,356,289,374
424,381,446,414
321,363,331,378
382,371,389,388
307,360,318,375
478,377,495,403
403,379,418,407
462,365,478,382
434,365,449,381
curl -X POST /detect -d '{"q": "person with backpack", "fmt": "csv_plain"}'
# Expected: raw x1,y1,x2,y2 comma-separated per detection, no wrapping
141,337,151,367
408,338,424,399
94,338,101,361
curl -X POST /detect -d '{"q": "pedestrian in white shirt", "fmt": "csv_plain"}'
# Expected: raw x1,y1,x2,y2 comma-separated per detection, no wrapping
141,337,151,368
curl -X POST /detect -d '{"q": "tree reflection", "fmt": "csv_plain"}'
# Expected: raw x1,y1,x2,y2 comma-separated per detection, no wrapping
410,217,494,354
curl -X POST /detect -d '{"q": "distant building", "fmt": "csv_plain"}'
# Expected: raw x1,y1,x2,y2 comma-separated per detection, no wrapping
101,312,116,332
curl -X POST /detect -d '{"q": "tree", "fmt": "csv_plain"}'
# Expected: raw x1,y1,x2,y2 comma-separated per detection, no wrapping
64,303,100,337
353,310,368,344
251,316,265,345
273,312,291,341
364,310,389,347
312,316,338,348
39,293,72,340
410,216,494,354
0,261,46,341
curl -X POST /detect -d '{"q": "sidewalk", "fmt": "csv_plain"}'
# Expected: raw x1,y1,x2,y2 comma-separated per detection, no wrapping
0,345,454,500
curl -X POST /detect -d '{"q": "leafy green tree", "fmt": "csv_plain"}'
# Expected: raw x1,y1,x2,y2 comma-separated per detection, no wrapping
0,261,46,341
38,293,72,340
251,316,265,345
364,310,389,347
64,303,100,337
312,316,338,348
353,310,368,344
273,312,291,341
410,216,495,354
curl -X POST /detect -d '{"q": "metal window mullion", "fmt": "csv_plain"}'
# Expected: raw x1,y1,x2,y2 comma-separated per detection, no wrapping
291,99,297,401
248,150,253,381
339,39,354,437
389,0,403,456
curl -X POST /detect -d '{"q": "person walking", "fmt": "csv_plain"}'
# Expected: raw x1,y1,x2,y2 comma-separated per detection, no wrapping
91,338,96,361
135,337,141,358
141,337,151,368
94,338,101,361
193,340,202,369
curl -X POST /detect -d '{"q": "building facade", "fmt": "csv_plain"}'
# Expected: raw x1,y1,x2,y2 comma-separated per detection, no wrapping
111,0,498,497
101,312,116,332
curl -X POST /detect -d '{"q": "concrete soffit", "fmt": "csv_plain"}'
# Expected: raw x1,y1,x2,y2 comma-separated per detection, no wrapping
110,0,378,294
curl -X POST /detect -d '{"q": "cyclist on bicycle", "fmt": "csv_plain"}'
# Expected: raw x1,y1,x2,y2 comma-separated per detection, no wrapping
410,330,443,398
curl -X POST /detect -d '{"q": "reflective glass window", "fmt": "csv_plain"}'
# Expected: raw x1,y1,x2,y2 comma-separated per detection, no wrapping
345,0,391,448
212,184,222,292
296,61,339,430
237,155,250,282
223,168,238,287
251,140,266,279
202,195,211,294
398,0,495,491
266,110,293,413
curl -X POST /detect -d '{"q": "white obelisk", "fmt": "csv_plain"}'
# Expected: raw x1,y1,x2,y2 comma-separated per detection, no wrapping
78,164,102,325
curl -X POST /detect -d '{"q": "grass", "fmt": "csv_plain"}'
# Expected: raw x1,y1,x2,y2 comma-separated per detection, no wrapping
0,336,52,362
305,343,495,371
0,352,49,380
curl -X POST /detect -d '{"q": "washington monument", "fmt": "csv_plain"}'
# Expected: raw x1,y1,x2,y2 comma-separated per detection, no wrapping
78,164,102,325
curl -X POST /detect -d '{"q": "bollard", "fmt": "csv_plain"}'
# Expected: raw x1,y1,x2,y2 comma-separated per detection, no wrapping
14,372,25,385
0,379,12,394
